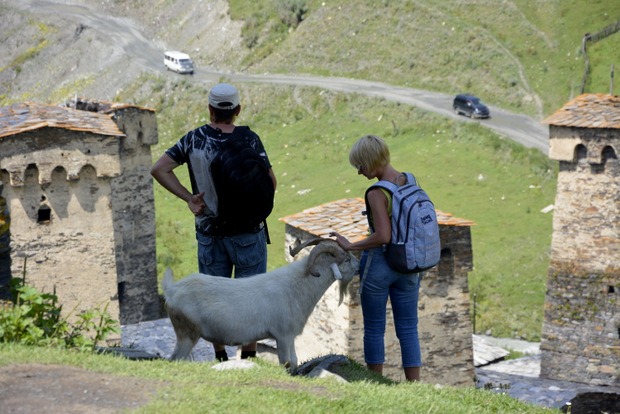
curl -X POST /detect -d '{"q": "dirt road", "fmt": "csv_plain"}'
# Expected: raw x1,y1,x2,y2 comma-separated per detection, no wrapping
6,0,549,154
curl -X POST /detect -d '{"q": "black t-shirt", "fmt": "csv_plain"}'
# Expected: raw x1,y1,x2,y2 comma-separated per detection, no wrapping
166,124,271,235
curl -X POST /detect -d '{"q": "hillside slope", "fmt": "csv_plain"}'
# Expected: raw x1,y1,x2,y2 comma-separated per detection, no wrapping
0,0,615,341
1,0,618,113
0,0,245,104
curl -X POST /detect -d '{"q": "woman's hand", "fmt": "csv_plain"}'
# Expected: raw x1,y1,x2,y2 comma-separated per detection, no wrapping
330,231,352,250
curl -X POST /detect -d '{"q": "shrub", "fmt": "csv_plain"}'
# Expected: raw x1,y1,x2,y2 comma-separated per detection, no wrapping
276,0,307,28
0,268,120,351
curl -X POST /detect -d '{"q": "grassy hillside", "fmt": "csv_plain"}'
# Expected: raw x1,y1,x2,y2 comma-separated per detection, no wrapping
228,0,620,117
2,0,618,113
118,76,556,341
1,344,559,413
1,0,618,341
124,0,616,341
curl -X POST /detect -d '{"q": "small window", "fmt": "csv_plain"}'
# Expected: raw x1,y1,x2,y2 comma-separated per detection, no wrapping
576,144,587,161
37,206,51,224
602,146,617,162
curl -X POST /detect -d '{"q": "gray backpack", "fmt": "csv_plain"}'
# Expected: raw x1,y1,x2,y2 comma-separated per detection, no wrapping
365,172,441,273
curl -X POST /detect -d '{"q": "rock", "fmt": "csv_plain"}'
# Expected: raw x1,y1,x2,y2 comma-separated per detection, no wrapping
307,367,348,383
211,360,257,371
472,334,510,366
96,346,162,360
562,392,620,414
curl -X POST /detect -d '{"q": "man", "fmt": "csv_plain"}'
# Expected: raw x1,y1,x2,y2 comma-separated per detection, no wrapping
151,83,277,361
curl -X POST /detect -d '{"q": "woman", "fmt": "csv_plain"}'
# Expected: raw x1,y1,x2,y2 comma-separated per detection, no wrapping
330,134,421,382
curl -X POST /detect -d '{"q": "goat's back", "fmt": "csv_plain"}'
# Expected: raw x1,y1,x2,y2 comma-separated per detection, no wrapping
161,262,311,312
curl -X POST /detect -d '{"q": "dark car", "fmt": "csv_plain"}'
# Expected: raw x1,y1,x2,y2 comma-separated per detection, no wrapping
453,94,490,119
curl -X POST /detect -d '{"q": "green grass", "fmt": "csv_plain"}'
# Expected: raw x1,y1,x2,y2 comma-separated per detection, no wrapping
228,0,620,117
118,78,556,342
3,1,614,410
0,343,560,413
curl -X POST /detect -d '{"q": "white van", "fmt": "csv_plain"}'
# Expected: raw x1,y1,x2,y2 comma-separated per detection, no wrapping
164,51,194,74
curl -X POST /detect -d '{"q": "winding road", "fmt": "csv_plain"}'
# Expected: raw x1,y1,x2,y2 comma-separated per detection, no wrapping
7,0,549,154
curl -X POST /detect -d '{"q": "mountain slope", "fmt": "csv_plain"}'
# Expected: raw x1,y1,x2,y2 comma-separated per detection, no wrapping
2,0,618,113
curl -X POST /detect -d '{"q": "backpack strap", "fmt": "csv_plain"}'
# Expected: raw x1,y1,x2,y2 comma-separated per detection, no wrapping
363,172,417,233
359,249,374,295
398,172,416,187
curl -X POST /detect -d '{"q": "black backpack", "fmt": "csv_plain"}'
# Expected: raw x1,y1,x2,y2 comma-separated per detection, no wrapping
210,127,274,238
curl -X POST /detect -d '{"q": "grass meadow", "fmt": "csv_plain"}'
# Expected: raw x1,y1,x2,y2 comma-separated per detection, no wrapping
118,80,557,341
228,0,620,117
4,0,618,410
0,343,560,413
128,0,619,343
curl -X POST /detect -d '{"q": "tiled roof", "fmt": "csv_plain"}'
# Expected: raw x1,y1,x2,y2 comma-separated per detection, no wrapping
280,198,474,241
0,101,126,139
59,96,156,115
542,93,620,129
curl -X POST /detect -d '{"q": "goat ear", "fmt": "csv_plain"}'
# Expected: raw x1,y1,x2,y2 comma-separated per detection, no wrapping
330,263,342,280
306,240,343,277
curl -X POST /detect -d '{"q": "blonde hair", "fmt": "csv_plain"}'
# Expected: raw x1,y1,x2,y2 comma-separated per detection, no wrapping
349,135,391,171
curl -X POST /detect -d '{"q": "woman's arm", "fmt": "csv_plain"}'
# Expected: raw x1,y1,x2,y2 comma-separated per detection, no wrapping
331,188,391,251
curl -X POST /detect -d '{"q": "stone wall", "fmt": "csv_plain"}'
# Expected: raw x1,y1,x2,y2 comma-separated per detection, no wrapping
547,126,619,270
0,104,160,326
1,129,123,325
542,262,619,385
541,125,619,386
108,107,160,324
284,220,475,386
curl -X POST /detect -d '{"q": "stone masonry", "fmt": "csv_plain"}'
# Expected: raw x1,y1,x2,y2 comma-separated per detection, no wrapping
540,93,619,386
0,99,160,326
280,198,476,386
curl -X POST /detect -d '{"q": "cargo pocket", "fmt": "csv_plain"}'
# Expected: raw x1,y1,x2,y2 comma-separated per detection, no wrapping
232,232,266,268
197,234,215,267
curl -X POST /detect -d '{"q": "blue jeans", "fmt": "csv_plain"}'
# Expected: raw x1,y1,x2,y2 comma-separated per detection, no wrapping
360,247,421,367
196,228,267,278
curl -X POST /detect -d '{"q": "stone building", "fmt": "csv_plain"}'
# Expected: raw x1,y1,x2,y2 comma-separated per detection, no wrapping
280,198,476,386
540,93,619,386
0,98,160,325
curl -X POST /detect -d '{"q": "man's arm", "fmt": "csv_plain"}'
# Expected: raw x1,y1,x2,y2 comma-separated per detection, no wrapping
268,168,277,190
150,153,206,216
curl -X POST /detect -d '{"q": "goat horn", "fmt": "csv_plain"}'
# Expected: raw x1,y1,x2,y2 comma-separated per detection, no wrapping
307,240,343,277
289,237,330,258
330,263,342,280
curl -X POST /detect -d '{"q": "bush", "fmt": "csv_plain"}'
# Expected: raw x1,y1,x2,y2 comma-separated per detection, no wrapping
276,0,307,28
0,270,120,351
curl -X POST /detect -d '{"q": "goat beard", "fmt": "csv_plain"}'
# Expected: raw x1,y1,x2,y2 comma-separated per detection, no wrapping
337,278,352,306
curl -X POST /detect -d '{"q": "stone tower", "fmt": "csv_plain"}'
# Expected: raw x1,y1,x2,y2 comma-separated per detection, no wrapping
280,198,476,386
540,93,619,386
0,98,160,325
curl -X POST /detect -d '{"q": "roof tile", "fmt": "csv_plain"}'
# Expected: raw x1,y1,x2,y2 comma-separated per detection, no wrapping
542,93,620,129
0,101,125,139
280,198,474,241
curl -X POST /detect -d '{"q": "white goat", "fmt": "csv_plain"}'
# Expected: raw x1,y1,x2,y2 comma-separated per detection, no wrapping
162,239,359,369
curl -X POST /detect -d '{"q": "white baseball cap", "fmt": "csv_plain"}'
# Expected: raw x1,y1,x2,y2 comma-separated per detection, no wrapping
208,83,240,110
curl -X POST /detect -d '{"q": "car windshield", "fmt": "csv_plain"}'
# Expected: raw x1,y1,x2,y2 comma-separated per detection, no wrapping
179,59,191,64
